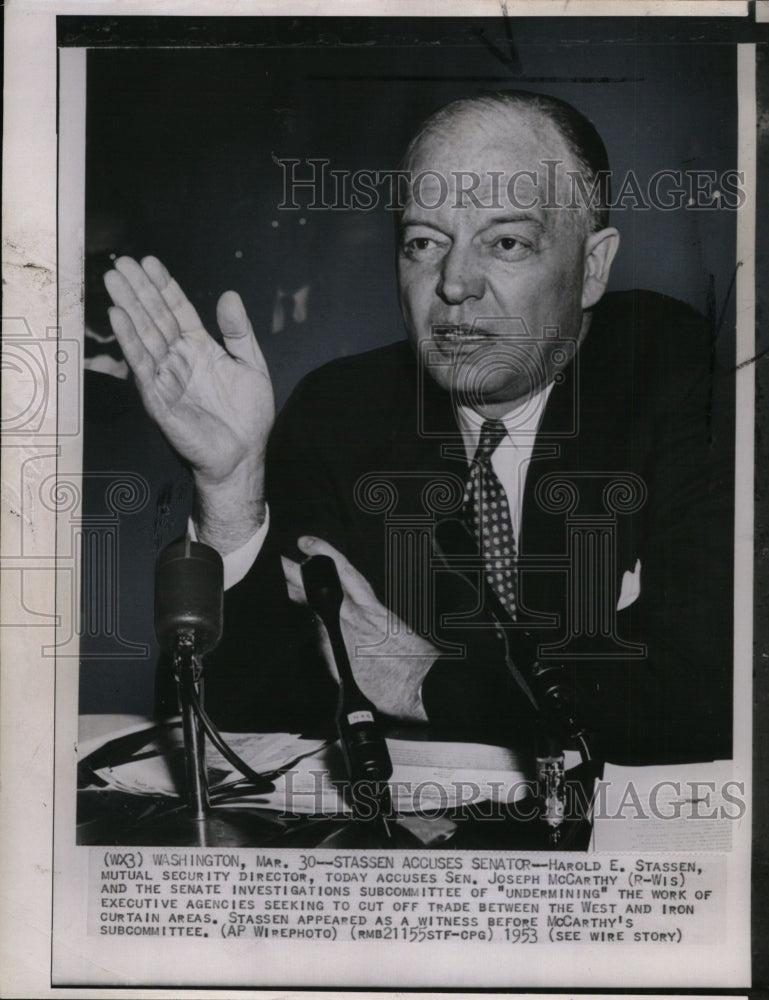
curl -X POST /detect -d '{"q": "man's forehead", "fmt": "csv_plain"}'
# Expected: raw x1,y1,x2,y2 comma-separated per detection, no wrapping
402,108,582,222
408,106,576,176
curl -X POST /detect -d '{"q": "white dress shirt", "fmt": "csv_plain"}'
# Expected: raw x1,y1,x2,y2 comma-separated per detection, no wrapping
188,506,270,591
455,382,555,544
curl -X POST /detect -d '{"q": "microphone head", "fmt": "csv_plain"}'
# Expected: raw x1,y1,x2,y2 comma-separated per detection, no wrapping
154,539,224,654
301,554,344,621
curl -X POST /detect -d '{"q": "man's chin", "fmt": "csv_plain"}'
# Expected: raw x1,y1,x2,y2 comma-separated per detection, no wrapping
427,365,540,408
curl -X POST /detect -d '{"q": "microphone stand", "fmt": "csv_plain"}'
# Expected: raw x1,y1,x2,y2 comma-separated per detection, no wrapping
434,518,599,847
111,539,290,847
173,631,209,821
301,555,422,848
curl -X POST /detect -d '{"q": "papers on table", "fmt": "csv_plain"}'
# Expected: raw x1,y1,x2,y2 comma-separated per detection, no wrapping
590,760,742,852
246,737,536,815
78,719,330,799
78,718,557,814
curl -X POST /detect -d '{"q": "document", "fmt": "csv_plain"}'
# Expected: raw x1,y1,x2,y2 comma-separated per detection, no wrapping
590,760,743,853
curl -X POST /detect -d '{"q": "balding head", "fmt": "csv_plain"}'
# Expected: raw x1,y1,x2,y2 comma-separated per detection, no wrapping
402,90,612,234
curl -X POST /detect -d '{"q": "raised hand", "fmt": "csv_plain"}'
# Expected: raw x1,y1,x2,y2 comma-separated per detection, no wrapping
282,537,439,723
104,256,274,553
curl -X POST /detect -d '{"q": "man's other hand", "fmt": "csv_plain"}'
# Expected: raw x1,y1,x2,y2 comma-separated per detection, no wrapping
282,537,439,724
104,256,274,554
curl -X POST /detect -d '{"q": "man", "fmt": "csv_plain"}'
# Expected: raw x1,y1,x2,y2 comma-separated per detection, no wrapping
104,91,733,765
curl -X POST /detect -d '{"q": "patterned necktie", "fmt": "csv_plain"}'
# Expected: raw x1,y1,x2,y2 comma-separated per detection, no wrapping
463,419,517,619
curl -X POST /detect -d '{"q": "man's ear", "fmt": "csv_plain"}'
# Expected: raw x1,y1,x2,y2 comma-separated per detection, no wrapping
581,227,620,310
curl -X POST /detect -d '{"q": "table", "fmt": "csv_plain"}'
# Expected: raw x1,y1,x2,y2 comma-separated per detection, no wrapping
77,715,600,850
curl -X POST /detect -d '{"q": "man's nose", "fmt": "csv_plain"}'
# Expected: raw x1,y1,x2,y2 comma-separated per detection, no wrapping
436,245,485,304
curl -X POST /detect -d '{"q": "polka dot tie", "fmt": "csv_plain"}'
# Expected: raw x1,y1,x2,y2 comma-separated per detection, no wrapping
463,419,517,619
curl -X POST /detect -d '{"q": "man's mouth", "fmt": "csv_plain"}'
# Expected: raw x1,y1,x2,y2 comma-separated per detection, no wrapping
432,324,495,344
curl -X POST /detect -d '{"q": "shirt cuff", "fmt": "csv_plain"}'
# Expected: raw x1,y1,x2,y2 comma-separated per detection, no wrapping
187,506,270,590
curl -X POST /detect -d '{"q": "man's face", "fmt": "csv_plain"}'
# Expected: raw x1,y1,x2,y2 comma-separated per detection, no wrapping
397,108,614,415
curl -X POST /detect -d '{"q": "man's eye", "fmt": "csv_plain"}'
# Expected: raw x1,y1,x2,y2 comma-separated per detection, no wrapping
490,235,534,261
401,235,445,259
409,237,433,250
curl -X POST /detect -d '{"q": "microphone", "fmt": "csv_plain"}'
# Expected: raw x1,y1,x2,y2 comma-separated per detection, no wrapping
155,537,223,660
433,517,584,747
154,538,276,809
434,517,589,844
433,516,540,698
154,537,224,820
301,555,393,825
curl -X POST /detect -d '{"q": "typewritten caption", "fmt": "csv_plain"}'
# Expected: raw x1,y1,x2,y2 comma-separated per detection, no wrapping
88,849,726,945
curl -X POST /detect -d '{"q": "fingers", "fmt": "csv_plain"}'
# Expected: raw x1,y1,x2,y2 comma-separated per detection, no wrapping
281,556,306,605
216,291,266,370
114,256,180,344
104,266,172,365
282,539,377,607
142,255,205,334
106,305,157,387
296,536,376,605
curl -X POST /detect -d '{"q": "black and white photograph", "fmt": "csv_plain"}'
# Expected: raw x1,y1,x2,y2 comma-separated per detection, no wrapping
1,0,765,995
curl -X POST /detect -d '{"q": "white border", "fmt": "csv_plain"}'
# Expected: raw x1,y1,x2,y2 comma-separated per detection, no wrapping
2,0,753,16
1,1,757,996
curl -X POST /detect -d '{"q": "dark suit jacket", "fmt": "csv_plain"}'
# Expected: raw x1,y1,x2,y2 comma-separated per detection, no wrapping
204,290,734,766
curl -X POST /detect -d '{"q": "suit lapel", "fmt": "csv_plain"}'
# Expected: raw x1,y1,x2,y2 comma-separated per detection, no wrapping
518,319,644,637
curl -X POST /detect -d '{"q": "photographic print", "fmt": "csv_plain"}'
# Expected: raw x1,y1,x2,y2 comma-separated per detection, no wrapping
1,1,763,995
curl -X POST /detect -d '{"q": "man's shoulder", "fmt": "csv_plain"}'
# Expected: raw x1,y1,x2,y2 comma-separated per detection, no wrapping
270,340,432,464
298,340,416,387
587,289,713,391
593,289,710,357
285,340,420,418
595,289,708,336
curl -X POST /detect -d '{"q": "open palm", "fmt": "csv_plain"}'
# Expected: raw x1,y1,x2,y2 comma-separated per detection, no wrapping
104,256,274,488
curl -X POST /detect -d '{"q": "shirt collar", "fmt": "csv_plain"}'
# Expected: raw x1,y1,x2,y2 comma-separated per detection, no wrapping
456,381,555,462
